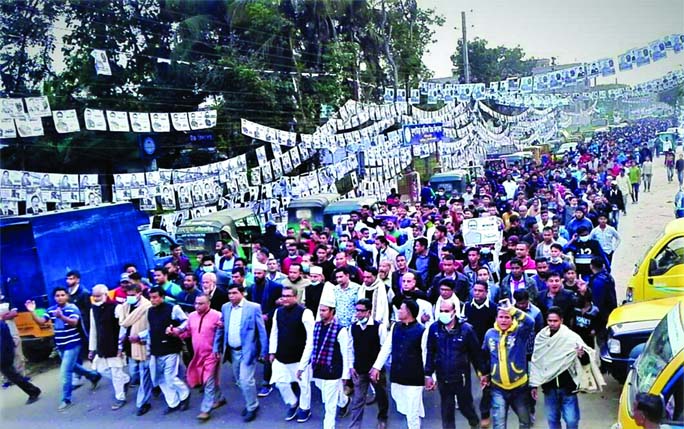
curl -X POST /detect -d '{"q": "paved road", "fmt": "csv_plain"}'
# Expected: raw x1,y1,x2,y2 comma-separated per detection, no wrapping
1,162,678,429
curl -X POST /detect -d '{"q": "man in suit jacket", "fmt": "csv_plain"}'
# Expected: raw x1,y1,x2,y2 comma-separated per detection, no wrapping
213,284,268,422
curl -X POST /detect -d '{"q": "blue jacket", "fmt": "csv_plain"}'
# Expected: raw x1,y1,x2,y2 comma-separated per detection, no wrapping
483,308,535,390
213,299,268,365
424,320,488,382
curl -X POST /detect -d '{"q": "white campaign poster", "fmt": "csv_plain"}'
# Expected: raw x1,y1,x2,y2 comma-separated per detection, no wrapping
1,99,25,119
0,118,17,138
150,112,171,132
171,112,190,131
84,108,107,130
189,111,208,130
461,217,502,246
15,117,44,137
91,49,112,76
106,110,130,132
205,110,217,128
129,112,151,133
52,109,80,133
24,96,51,118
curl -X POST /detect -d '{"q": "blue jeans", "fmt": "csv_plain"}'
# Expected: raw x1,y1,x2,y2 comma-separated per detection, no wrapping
491,385,531,429
58,345,98,403
543,388,580,429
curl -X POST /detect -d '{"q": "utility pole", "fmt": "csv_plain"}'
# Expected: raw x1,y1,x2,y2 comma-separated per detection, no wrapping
461,11,470,83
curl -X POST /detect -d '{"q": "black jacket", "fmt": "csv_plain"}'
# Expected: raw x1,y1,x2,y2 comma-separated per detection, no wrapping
424,320,488,382
537,289,575,322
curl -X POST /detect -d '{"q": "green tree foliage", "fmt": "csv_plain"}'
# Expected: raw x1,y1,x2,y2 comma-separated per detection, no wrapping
1,0,443,172
451,37,536,84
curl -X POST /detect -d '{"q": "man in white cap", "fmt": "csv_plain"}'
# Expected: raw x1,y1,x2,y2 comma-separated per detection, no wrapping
303,265,329,316
304,292,351,429
269,286,315,422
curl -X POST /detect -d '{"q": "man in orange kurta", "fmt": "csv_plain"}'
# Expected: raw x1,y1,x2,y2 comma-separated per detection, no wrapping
171,294,224,421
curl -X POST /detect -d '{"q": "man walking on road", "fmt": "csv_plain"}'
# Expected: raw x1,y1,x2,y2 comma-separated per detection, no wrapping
25,287,101,411
424,300,486,429
371,299,426,429
590,214,621,263
118,283,153,416
170,294,224,421
482,302,535,429
269,286,315,423
676,152,684,186
213,283,268,422
307,298,351,429
628,162,642,203
349,298,389,429
88,284,130,410
145,287,190,415
0,318,41,404
529,307,593,429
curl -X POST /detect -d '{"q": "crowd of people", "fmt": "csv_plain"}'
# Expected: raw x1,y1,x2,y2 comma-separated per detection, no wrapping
0,118,678,429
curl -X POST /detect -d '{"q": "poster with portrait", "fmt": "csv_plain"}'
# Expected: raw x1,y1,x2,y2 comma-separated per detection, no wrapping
1,99,25,119
84,108,107,130
172,184,190,209
15,117,44,137
255,146,268,165
249,168,262,186
271,141,282,157
649,39,667,62
91,49,112,76
78,174,97,192
190,181,205,206
149,112,170,132
160,184,176,210
635,47,651,67
145,171,161,194
56,173,79,192
128,173,145,198
24,96,51,118
270,157,282,180
107,111,130,132
129,112,151,133
52,110,80,134
26,192,46,214
0,118,17,139
0,198,18,216
280,152,293,175
260,164,272,184
138,186,157,211
85,188,102,206
171,112,190,131
289,147,301,168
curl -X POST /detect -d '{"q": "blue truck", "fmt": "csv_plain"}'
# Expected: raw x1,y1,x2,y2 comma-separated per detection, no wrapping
0,202,176,361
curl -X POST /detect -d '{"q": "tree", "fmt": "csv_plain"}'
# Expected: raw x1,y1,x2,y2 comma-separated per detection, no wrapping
451,37,536,84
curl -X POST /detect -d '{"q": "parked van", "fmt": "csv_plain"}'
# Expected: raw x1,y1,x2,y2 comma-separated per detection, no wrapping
0,203,176,361
175,208,262,261
287,193,340,231
613,301,684,429
626,218,684,303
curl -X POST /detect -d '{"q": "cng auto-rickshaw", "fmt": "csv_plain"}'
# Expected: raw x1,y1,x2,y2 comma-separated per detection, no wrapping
175,208,262,261
287,193,340,231
428,169,471,196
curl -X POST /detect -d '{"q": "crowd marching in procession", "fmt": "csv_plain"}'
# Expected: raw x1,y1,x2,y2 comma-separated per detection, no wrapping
2,118,681,429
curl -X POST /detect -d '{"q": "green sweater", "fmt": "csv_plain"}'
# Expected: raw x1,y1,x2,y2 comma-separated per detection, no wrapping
628,166,641,184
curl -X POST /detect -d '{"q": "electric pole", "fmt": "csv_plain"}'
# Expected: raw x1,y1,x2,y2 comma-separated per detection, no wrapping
462,11,470,83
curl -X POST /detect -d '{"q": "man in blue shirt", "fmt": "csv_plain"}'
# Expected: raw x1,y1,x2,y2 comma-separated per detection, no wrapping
26,287,101,411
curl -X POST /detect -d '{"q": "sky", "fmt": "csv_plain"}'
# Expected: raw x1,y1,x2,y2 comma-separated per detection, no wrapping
419,0,684,85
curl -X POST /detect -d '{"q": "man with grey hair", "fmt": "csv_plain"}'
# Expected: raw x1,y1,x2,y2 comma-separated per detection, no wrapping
202,272,229,311
88,284,131,410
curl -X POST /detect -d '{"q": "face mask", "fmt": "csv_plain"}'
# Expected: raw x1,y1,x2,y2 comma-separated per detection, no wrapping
202,266,214,273
301,263,310,274
358,317,368,325
578,235,590,242
438,312,454,325
92,299,105,307
480,248,491,255
126,296,139,305
310,280,320,286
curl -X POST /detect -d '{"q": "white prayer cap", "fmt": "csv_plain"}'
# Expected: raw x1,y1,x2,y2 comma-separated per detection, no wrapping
252,262,267,272
319,289,336,308
310,266,323,275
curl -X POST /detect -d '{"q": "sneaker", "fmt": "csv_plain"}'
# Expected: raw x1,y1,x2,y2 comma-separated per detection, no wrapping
285,405,298,421
136,403,151,416
57,401,73,412
296,408,311,423
197,411,211,421
257,385,273,397
90,373,102,390
111,399,126,410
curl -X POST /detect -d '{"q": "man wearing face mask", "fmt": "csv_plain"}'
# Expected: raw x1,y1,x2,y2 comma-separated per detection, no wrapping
89,284,131,410
563,226,609,281
425,300,487,429
202,272,229,312
118,283,153,416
